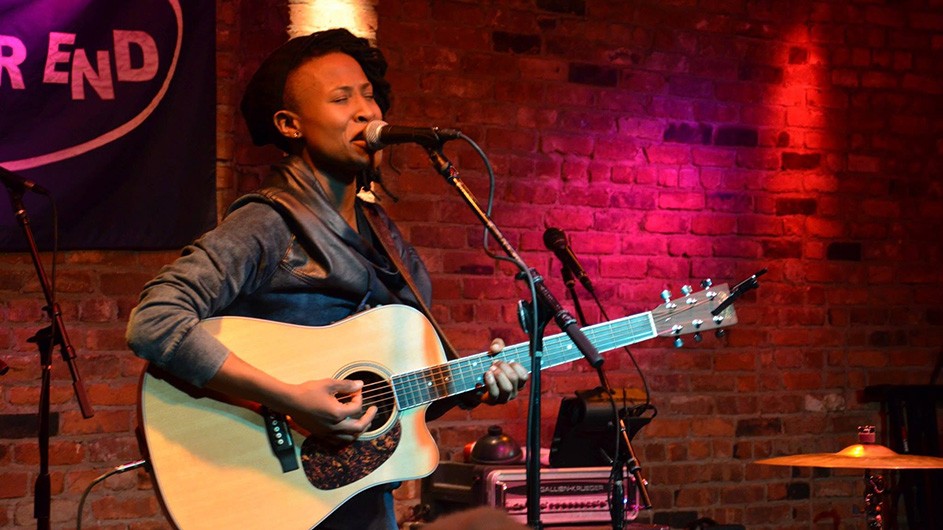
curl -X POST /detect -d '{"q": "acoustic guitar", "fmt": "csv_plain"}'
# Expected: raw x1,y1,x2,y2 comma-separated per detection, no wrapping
139,284,737,529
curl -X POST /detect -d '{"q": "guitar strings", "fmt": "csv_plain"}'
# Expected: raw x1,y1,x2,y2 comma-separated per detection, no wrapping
336,294,722,408
332,292,725,412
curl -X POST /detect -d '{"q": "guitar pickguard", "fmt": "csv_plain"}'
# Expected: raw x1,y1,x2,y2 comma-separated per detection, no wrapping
301,423,401,490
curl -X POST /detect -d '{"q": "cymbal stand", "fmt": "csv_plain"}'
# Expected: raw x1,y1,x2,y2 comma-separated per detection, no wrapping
864,470,887,530
856,425,885,530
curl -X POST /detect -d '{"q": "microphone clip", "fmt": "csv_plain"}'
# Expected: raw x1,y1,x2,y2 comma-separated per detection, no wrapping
1,165,49,196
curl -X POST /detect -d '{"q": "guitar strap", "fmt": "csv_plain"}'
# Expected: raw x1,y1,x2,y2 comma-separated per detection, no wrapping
359,202,462,362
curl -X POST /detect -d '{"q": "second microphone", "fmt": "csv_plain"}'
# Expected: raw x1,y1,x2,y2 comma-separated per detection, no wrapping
543,227,594,292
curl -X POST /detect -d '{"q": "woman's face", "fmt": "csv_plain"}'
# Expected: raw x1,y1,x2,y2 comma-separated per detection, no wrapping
280,52,382,176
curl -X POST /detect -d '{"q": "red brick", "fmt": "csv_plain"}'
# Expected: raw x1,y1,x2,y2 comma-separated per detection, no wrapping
714,352,755,371
540,133,594,156
0,472,28,498
5,299,45,323
676,486,719,507
58,410,132,436
644,144,691,164
657,191,705,210
665,395,713,415
90,495,161,520
782,371,823,390
641,212,688,234
84,328,131,352
555,186,606,209
643,418,690,439
99,273,158,296
79,298,119,323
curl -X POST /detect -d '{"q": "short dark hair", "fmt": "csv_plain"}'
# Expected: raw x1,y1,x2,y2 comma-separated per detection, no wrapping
240,28,391,152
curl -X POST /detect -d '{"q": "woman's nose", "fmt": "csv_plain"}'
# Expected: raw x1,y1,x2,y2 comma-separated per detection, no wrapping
354,95,379,123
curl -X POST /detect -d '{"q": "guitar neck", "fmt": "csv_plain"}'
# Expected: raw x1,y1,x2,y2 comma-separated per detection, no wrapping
392,311,656,411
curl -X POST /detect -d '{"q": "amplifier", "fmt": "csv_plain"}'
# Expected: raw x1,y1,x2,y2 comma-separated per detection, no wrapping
422,462,640,525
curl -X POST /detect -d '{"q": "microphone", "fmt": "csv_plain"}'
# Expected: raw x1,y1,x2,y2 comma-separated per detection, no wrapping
1,165,49,195
543,227,593,292
364,120,462,151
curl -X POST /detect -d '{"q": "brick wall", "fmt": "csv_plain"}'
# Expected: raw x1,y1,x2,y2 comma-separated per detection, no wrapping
2,0,942,529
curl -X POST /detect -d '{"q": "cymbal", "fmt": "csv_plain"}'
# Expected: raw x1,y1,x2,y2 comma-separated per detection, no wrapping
755,443,943,470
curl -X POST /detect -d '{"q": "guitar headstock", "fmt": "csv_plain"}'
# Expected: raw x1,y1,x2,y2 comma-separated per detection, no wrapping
651,281,739,347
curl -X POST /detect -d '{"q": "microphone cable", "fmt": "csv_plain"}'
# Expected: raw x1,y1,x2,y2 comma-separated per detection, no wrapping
76,459,149,530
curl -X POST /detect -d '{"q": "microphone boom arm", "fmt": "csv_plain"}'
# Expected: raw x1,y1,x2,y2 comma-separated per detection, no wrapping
425,148,523,262
424,147,602,366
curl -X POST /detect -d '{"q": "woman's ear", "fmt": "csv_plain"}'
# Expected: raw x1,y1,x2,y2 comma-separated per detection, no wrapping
273,110,301,139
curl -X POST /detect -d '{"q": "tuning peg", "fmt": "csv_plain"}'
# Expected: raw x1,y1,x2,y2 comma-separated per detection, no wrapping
661,289,677,309
681,284,692,295
700,278,712,288
715,329,726,338
694,332,703,343
673,337,683,348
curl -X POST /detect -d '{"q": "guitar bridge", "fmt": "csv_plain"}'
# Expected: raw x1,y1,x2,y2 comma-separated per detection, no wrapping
262,407,299,473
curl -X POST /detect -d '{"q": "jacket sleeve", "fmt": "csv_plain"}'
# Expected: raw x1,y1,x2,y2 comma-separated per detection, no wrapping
125,203,290,387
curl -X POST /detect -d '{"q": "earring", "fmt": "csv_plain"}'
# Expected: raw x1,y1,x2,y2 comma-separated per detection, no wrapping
293,131,301,138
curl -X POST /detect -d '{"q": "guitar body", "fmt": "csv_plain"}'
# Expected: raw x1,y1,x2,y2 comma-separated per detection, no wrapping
139,305,443,529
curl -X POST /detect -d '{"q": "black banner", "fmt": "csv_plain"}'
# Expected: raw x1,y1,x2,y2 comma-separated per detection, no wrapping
0,0,215,250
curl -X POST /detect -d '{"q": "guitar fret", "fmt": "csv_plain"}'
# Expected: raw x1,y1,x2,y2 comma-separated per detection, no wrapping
418,367,432,403
429,364,451,400
402,370,426,409
422,369,434,397
429,365,443,400
393,374,409,409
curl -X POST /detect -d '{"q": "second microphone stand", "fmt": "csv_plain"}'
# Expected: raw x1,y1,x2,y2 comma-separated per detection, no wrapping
5,186,94,530
424,146,602,529
563,269,652,529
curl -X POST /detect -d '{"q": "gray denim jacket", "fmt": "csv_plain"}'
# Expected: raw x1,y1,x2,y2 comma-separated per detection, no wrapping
126,155,431,387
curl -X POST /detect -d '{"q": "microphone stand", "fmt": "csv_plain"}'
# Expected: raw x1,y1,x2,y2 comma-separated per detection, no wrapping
599,381,653,529
561,267,588,325
563,259,652,529
424,146,602,529
4,187,94,530
616,413,653,511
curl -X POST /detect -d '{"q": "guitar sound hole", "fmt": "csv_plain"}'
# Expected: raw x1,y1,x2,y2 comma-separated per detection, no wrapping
344,370,394,432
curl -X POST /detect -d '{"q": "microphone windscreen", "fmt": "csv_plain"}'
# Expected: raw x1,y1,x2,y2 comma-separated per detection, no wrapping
543,227,567,250
364,120,388,150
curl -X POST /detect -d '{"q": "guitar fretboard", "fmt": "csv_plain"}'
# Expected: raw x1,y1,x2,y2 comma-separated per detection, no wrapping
392,311,656,410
